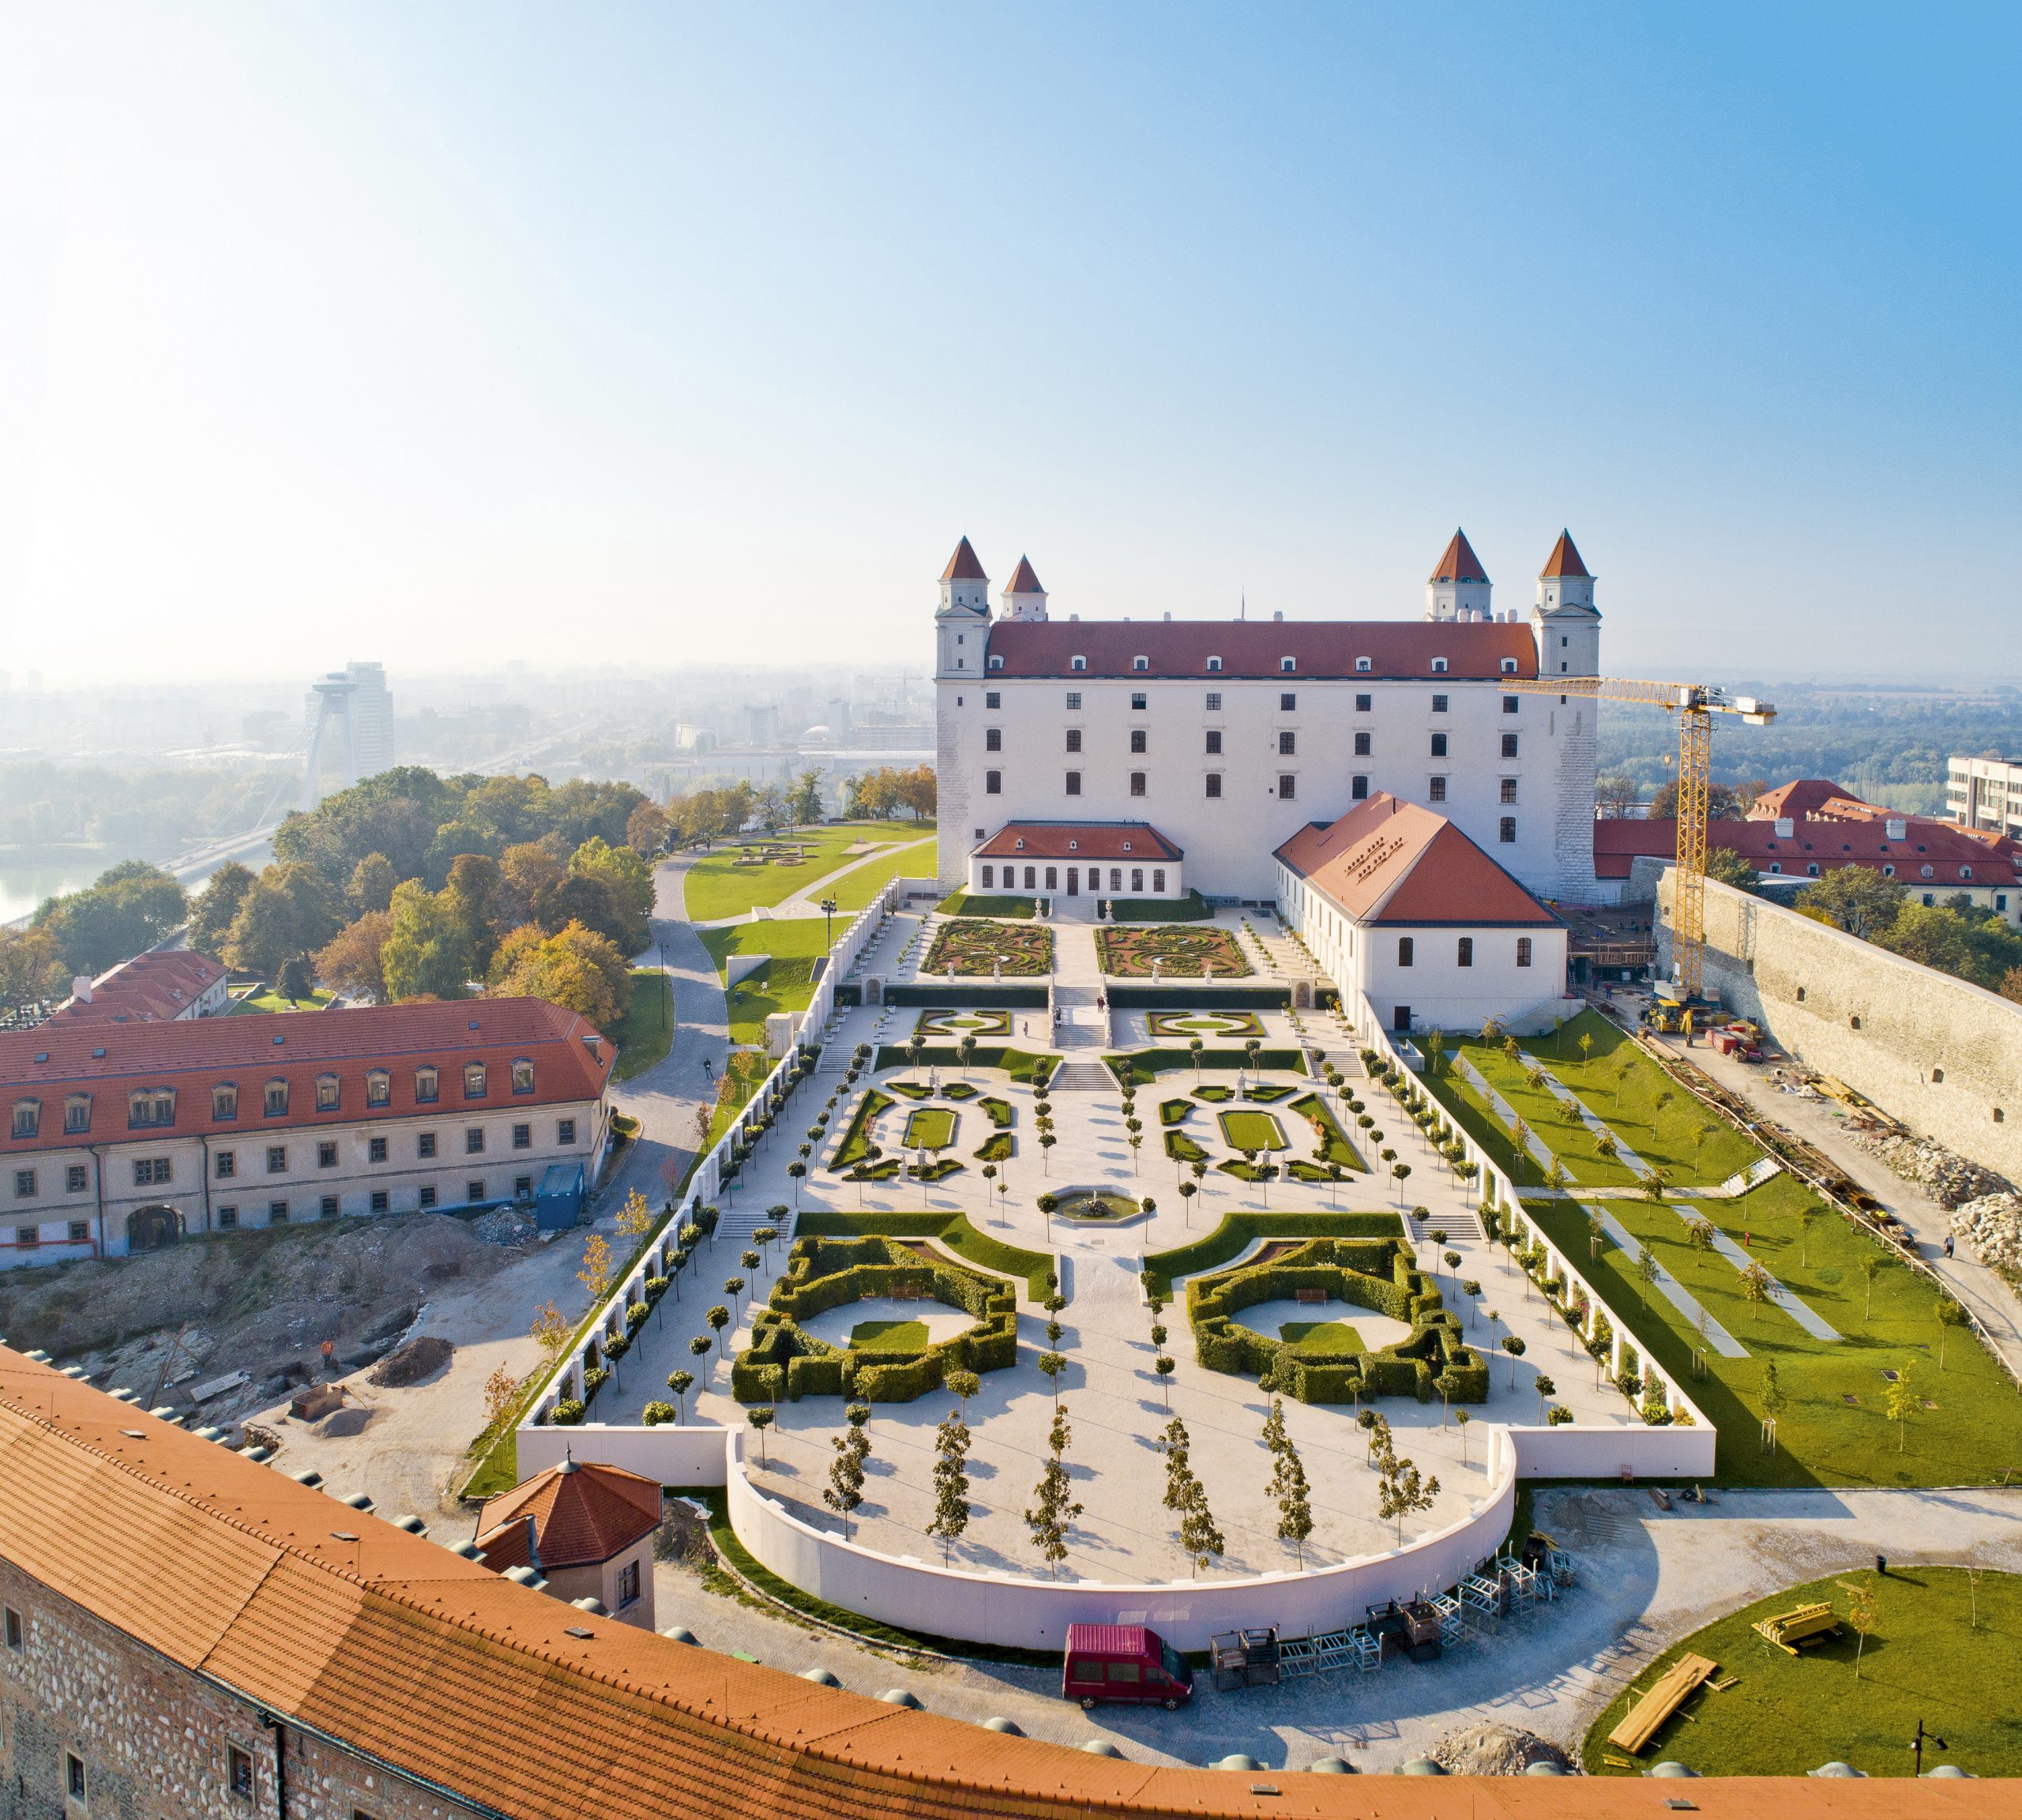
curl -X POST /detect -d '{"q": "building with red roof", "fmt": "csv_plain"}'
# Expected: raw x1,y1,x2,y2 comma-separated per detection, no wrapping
47,949,229,1026
1276,794,1569,1036
478,1456,663,1628
1593,780,2022,925
934,531,1607,904
1,997,613,1267
969,822,1184,900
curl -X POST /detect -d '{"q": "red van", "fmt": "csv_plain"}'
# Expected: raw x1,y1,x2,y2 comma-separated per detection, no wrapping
1062,1623,1194,1710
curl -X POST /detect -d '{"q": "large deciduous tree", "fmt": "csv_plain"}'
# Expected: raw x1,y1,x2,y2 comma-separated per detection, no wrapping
379,879,475,1001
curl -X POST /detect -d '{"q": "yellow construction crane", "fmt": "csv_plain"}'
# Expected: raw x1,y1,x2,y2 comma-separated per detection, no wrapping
1509,677,1776,1000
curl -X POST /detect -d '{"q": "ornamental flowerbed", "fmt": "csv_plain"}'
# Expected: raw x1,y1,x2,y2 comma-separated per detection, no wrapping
1186,1236,1486,1406
1097,923,1251,979
1147,1009,1266,1040
915,1006,1014,1039
923,919,1054,977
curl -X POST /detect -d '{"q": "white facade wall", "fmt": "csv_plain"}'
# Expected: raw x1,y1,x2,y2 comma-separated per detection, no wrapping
941,673,1592,901
971,852,1182,899
1,1098,604,1267
1276,867,1572,1036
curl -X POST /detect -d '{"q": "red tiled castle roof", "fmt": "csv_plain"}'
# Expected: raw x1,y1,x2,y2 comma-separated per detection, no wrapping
1276,795,1558,927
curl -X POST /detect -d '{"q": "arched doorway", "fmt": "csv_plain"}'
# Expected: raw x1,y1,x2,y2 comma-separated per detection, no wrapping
127,1205,185,1253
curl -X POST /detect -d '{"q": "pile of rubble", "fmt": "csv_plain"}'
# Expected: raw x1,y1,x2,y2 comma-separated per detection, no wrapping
471,1206,538,1248
1430,1723,1577,1777
1950,1194,2022,1282
1851,1130,2011,1209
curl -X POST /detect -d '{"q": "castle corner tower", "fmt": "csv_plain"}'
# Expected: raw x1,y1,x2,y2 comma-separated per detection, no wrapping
1423,529,1493,622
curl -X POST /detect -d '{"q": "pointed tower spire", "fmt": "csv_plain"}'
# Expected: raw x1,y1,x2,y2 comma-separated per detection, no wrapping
1000,555,1048,622
940,536,987,583
1539,530,1590,580
1424,528,1493,622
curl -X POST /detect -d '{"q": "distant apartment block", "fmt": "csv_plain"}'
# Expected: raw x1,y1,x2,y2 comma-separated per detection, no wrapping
1949,754,2022,841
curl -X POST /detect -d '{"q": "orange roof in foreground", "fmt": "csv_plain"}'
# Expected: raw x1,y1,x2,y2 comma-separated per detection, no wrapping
1276,795,1558,927
0,1348,1995,1818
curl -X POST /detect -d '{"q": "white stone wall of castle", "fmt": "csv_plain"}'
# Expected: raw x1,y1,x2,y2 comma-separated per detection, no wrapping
943,675,1574,901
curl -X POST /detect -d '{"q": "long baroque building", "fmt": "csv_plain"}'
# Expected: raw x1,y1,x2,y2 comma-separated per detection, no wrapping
1,998,613,1269
935,530,1603,904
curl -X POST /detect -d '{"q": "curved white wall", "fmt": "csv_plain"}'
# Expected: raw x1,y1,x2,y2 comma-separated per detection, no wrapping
723,1428,1520,1653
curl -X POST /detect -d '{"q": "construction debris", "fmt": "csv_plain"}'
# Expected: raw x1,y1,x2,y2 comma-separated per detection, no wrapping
1431,1722,1577,1777
1951,1194,2022,1279
1850,1130,2012,1209
370,1335,454,1388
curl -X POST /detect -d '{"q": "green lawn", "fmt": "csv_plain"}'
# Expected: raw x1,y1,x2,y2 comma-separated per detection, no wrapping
792,1208,1054,1299
902,1106,957,1150
1584,1568,2022,1777
1430,1008,1763,1190
683,822,928,922
698,920,832,1046
699,917,834,970
1287,1093,1366,1170
229,987,333,1015
1142,1211,1402,1296
1519,1171,2022,1487
828,838,932,913
1280,1320,1366,1356
1219,1108,1288,1152
851,1319,930,1351
936,892,1038,919
609,969,672,1081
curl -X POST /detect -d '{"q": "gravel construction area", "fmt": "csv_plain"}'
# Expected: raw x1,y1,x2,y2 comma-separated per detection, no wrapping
0,1213,532,1429
653,1483,2022,1773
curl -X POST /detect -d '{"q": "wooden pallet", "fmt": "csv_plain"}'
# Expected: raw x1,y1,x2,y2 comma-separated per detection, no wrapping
1608,1653,1717,1754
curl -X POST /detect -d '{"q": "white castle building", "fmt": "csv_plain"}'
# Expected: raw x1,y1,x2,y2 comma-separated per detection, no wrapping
934,529,1602,905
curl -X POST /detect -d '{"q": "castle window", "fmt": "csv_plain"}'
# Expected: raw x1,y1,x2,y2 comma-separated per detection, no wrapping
513,1059,535,1094
1352,775,1368,799
1921,864,1934,878
985,728,1001,750
464,1062,487,1099
1397,937,1414,967
1501,777,1518,804
1499,818,1516,844
415,1066,439,1104
1129,773,1147,797
1429,777,1446,803
1131,693,1147,710
366,1070,390,1107
1354,731,1370,756
1065,728,1081,752
988,655,1003,669
1516,937,1533,968
1152,869,1166,892
64,1094,91,1134
1456,937,1473,967
213,1084,238,1120
1065,690,1081,710
1278,775,1296,799
1279,731,1296,756
985,771,1001,794
1280,657,1295,672
10,1099,38,1140
1205,774,1222,797
980,866,994,888
1501,657,1518,674
1962,867,1973,880
1207,656,1222,671
1067,840,1078,851
130,1089,176,1129
1431,657,1449,673
1430,733,1448,758
1355,656,1371,672
1065,772,1082,795
1205,730,1222,754
1501,733,1520,758
316,1074,340,1111
1502,694,1519,713
1806,863,1820,876
1431,694,1449,713
1280,692,1296,712
1356,694,1372,712
1133,656,1148,671
1071,656,1086,671
1130,729,1147,754
1205,691,1222,711
1045,867,1058,890
986,690,1001,709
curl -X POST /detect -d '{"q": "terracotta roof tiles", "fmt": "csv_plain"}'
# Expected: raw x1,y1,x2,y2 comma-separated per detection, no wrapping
940,537,987,582
1004,555,1045,595
974,822,1182,861
986,619,1533,682
50,949,226,1025
1276,795,1558,927
1428,528,1489,585
478,1458,663,1570
1538,530,1591,580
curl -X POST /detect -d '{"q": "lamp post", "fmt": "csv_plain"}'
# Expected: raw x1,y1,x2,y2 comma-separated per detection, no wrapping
821,897,838,948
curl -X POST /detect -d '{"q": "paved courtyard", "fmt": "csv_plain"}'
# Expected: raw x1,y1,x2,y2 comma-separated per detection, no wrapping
606,918,1646,1585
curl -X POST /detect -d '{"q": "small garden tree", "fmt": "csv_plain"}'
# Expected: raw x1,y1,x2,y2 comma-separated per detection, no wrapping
746,1405,775,1466
1936,1295,1970,1369
666,1368,694,1423
1501,1333,1527,1388
1024,1404,1083,1579
927,1408,972,1564
705,1304,731,1355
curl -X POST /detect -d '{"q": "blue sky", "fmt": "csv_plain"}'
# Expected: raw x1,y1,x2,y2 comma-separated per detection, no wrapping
2,3,2017,684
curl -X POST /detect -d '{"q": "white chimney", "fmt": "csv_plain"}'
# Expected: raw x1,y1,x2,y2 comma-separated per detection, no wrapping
72,976,92,1003
1885,818,1906,840
1774,818,1795,838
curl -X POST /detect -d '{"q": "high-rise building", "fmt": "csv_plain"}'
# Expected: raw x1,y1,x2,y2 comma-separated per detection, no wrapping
302,661,396,806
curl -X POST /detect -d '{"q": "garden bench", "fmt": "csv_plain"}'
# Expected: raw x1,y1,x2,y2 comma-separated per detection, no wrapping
1295,1286,1327,1305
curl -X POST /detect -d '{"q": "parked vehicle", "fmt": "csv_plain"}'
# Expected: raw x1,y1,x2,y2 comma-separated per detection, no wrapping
1062,1623,1193,1710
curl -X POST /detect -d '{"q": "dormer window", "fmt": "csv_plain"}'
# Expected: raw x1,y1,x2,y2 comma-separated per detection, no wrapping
1355,656,1371,672
1067,840,1079,852
264,1079,289,1117
1122,840,1133,853
1431,656,1449,673
513,1059,536,1093
415,1066,439,1104
129,1089,176,1130
315,1074,340,1111
464,1062,488,1099
1133,656,1148,671
1280,656,1296,672
988,655,1003,670
64,1094,92,1134
1206,656,1222,671
1501,657,1518,674
1013,837,1025,851
1921,865,1935,878
1962,867,1973,880
212,1084,238,1121
1071,656,1087,671
366,1070,390,1107
11,1099,39,1140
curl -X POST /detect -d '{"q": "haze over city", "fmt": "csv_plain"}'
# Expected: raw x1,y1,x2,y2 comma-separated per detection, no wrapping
6,3,2020,685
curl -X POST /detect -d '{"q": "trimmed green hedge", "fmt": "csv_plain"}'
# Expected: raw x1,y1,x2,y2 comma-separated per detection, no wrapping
732,1234,1018,1404
937,892,1039,919
1105,1047,1308,1083
875,1045,1058,1082
1159,1097,1193,1126
973,1130,1014,1162
793,1208,1054,1299
1287,1092,1366,1170
1186,1237,1488,1407
829,1088,894,1170
1164,1130,1211,1164
978,1096,1015,1127
1107,889,1213,922
1144,1210,1402,1295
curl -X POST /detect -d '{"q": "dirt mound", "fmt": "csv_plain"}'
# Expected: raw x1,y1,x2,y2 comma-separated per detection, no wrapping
370,1336,453,1387
1430,1723,1577,1777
